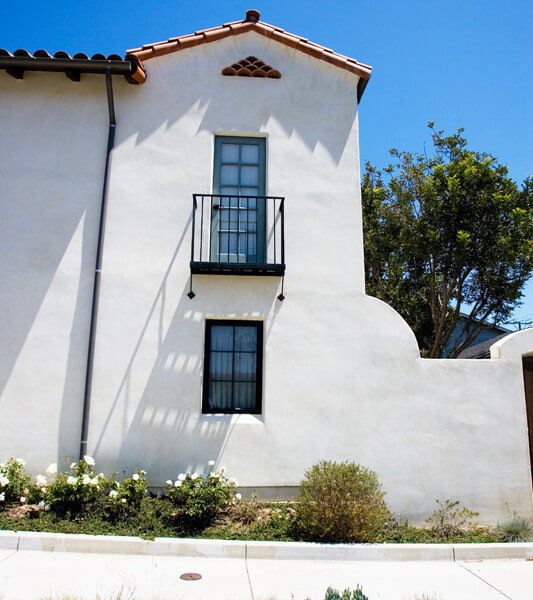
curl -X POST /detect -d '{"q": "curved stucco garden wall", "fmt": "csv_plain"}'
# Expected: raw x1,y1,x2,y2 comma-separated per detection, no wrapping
0,31,531,523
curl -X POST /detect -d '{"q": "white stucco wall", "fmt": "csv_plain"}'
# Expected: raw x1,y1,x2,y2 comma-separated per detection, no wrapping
0,31,531,522
0,71,108,466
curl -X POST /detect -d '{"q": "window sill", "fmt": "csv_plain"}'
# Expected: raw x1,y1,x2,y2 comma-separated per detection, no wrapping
199,413,264,425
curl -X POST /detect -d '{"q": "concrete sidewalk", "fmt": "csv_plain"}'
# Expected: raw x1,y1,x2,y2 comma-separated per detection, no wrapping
1,547,532,599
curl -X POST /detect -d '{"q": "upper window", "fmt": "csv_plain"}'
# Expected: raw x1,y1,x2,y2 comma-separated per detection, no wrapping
202,320,263,414
211,136,266,264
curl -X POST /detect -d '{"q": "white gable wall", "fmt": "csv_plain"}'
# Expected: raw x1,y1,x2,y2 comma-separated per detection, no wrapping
0,32,531,522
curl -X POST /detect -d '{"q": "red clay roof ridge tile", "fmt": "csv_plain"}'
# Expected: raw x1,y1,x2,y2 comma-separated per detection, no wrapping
126,11,372,81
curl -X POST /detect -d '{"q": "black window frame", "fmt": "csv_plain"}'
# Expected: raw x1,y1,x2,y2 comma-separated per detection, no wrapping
202,319,263,415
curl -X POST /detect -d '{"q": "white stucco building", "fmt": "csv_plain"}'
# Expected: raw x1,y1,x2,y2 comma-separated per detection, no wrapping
0,10,531,522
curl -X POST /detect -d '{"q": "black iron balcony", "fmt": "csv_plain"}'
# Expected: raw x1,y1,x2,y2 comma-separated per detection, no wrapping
190,194,285,276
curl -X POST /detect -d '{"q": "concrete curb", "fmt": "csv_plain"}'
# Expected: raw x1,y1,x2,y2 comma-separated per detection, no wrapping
0,531,531,561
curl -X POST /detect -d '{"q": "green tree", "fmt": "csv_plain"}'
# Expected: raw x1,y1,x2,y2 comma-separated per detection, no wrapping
362,124,533,358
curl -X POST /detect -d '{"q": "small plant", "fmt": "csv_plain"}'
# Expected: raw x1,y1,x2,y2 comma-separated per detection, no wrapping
496,511,533,542
325,585,369,600
0,457,35,506
104,469,149,520
297,460,390,543
425,499,479,540
165,464,237,530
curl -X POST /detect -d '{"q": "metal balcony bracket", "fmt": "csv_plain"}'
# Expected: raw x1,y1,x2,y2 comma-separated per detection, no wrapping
187,275,195,299
277,275,285,301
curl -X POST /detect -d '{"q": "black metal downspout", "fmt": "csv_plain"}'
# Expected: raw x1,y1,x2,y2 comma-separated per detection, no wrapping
79,67,116,459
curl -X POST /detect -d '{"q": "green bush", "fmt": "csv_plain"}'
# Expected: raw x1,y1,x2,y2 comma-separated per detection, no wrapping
297,460,390,543
425,499,479,540
324,585,369,600
45,456,107,517
103,469,149,521
497,512,533,542
165,467,237,531
0,457,35,506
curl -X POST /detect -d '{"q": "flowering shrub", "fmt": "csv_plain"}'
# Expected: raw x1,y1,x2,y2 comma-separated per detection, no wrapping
297,460,390,543
44,456,107,517
105,470,149,520
0,457,35,506
165,465,237,530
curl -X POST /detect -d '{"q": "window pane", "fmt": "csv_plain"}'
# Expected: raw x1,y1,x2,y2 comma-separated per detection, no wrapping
233,382,256,410
210,351,233,381
241,144,259,164
211,326,234,351
247,196,257,209
220,209,229,227
234,352,256,381
209,382,233,410
235,326,257,352
221,143,239,163
220,165,239,185
247,234,256,256
239,187,258,199
241,166,259,186
220,187,238,197
248,211,257,232
229,210,238,228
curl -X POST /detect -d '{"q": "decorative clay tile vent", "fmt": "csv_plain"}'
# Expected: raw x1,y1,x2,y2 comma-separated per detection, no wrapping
222,56,281,79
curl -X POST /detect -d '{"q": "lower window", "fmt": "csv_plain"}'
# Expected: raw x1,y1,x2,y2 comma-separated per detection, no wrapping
202,320,263,414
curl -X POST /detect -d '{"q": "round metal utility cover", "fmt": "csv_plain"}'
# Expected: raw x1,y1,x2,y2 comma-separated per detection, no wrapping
180,572,202,581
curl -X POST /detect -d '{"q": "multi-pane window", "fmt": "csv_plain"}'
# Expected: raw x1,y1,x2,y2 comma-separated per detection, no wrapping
211,136,266,263
202,320,263,414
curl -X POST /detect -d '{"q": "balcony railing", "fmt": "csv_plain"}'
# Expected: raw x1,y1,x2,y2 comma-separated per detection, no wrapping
190,194,285,276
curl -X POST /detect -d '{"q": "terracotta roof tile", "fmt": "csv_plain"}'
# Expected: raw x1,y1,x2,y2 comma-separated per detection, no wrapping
126,11,372,83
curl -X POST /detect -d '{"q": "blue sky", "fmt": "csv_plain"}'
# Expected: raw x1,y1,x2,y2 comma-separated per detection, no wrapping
2,0,532,326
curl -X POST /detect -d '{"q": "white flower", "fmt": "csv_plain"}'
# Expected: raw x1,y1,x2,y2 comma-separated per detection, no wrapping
36,474,47,486
191,473,199,480
46,463,57,475
177,473,186,481
115,481,120,488
121,498,127,503
165,480,173,486
174,480,183,487
109,490,118,498
229,477,239,486
83,455,95,466
98,473,105,479
67,476,77,485
41,487,47,493
37,501,45,510
132,473,139,481
140,470,146,475
208,460,215,467
15,458,25,466
235,493,242,500
44,504,50,512
0,476,9,487
23,488,29,494
19,496,26,503
70,462,77,469
81,475,91,485
90,477,98,486
220,466,227,473
0,492,4,502
209,472,220,479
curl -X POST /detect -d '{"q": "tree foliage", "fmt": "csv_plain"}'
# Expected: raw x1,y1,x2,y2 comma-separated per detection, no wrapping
362,124,532,357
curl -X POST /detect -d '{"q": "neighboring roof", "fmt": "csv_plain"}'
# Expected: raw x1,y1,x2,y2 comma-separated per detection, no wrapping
127,9,372,100
0,49,146,84
456,332,511,359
